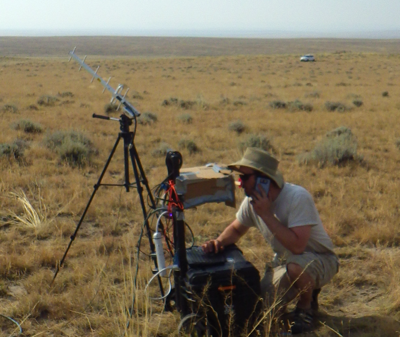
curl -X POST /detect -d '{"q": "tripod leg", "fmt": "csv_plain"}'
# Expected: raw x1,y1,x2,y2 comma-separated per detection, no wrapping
129,144,158,208
52,135,122,284
130,144,174,256
127,142,171,310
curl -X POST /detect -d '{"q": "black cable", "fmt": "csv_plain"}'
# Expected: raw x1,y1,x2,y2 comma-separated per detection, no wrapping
127,208,168,318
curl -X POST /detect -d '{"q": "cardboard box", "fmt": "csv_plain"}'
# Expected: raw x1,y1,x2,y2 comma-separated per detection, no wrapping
175,164,236,209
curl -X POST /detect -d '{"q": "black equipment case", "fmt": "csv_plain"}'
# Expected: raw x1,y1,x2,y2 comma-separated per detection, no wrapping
183,245,264,337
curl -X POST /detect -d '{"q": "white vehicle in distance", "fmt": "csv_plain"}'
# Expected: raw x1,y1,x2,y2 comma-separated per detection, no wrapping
300,54,315,62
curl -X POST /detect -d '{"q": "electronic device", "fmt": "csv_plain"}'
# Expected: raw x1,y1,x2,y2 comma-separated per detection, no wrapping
182,245,263,336
256,176,270,195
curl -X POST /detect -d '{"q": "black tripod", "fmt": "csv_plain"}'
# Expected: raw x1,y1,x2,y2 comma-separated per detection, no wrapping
52,113,166,301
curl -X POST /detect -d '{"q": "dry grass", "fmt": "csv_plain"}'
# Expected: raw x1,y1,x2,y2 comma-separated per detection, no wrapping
1,38,400,336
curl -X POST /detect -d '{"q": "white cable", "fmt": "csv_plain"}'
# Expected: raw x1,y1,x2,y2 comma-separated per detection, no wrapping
155,210,169,233
145,265,180,300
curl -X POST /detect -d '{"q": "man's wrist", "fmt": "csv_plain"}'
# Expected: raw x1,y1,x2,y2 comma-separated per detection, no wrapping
261,212,275,225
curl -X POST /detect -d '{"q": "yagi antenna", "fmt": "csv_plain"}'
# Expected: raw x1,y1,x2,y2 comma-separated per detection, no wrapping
68,47,140,118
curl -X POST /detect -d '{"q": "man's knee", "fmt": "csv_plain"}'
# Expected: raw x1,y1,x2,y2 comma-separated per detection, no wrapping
286,262,304,280
286,262,315,287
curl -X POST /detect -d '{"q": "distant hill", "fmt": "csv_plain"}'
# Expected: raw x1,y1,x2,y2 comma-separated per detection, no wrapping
0,36,399,58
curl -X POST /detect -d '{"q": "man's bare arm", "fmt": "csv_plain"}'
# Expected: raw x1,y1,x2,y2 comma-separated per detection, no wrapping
260,214,312,254
202,219,249,253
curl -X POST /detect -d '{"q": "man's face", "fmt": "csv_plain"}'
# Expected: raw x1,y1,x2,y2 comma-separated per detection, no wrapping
238,166,258,197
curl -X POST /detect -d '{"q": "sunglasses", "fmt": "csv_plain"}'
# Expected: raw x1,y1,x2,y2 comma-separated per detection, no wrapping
239,173,255,182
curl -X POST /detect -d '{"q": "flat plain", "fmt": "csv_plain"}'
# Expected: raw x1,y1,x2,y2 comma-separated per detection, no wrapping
1,37,400,336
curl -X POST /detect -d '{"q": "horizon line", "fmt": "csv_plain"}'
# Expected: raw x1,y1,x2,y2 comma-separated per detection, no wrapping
1,28,400,39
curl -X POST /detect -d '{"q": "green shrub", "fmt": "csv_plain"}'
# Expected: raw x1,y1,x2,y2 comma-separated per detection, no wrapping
304,91,320,98
161,97,179,106
396,139,400,150
325,126,353,138
353,100,363,107
269,100,286,109
195,95,209,110
162,97,206,110
37,95,59,107
0,139,28,159
27,104,39,111
138,112,158,125
382,91,389,97
11,119,43,133
131,91,143,100
177,114,193,124
58,139,91,167
178,139,200,154
229,120,246,134
104,103,119,114
1,104,18,113
325,101,351,112
298,127,362,166
179,100,196,109
219,96,231,105
287,100,313,112
239,134,274,152
151,142,172,157
57,91,74,98
233,100,247,107
43,130,96,167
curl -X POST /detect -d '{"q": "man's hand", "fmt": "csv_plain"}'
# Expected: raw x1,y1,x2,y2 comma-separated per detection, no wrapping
201,239,224,254
251,183,274,221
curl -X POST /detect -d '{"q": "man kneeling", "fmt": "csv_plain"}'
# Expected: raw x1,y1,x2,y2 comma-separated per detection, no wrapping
202,148,339,334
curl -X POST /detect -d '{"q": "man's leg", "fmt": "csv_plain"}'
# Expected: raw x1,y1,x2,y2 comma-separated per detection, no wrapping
286,262,315,309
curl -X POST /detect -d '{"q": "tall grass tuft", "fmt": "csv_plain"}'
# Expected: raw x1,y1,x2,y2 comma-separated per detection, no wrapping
195,94,210,110
43,130,97,167
6,189,47,229
298,126,362,166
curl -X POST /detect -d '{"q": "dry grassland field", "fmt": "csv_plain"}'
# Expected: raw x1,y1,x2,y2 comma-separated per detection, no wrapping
1,37,400,336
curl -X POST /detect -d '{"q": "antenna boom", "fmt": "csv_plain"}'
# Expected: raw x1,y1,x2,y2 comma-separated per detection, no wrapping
68,48,140,118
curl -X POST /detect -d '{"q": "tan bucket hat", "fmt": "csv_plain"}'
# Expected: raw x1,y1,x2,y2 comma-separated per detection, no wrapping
228,148,284,188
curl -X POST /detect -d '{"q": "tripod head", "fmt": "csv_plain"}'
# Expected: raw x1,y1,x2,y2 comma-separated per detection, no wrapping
92,113,134,133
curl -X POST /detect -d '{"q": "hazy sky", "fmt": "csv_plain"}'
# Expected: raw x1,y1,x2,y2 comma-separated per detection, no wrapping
1,0,400,37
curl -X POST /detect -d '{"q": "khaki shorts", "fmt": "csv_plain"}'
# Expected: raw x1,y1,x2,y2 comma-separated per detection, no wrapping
260,252,339,298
